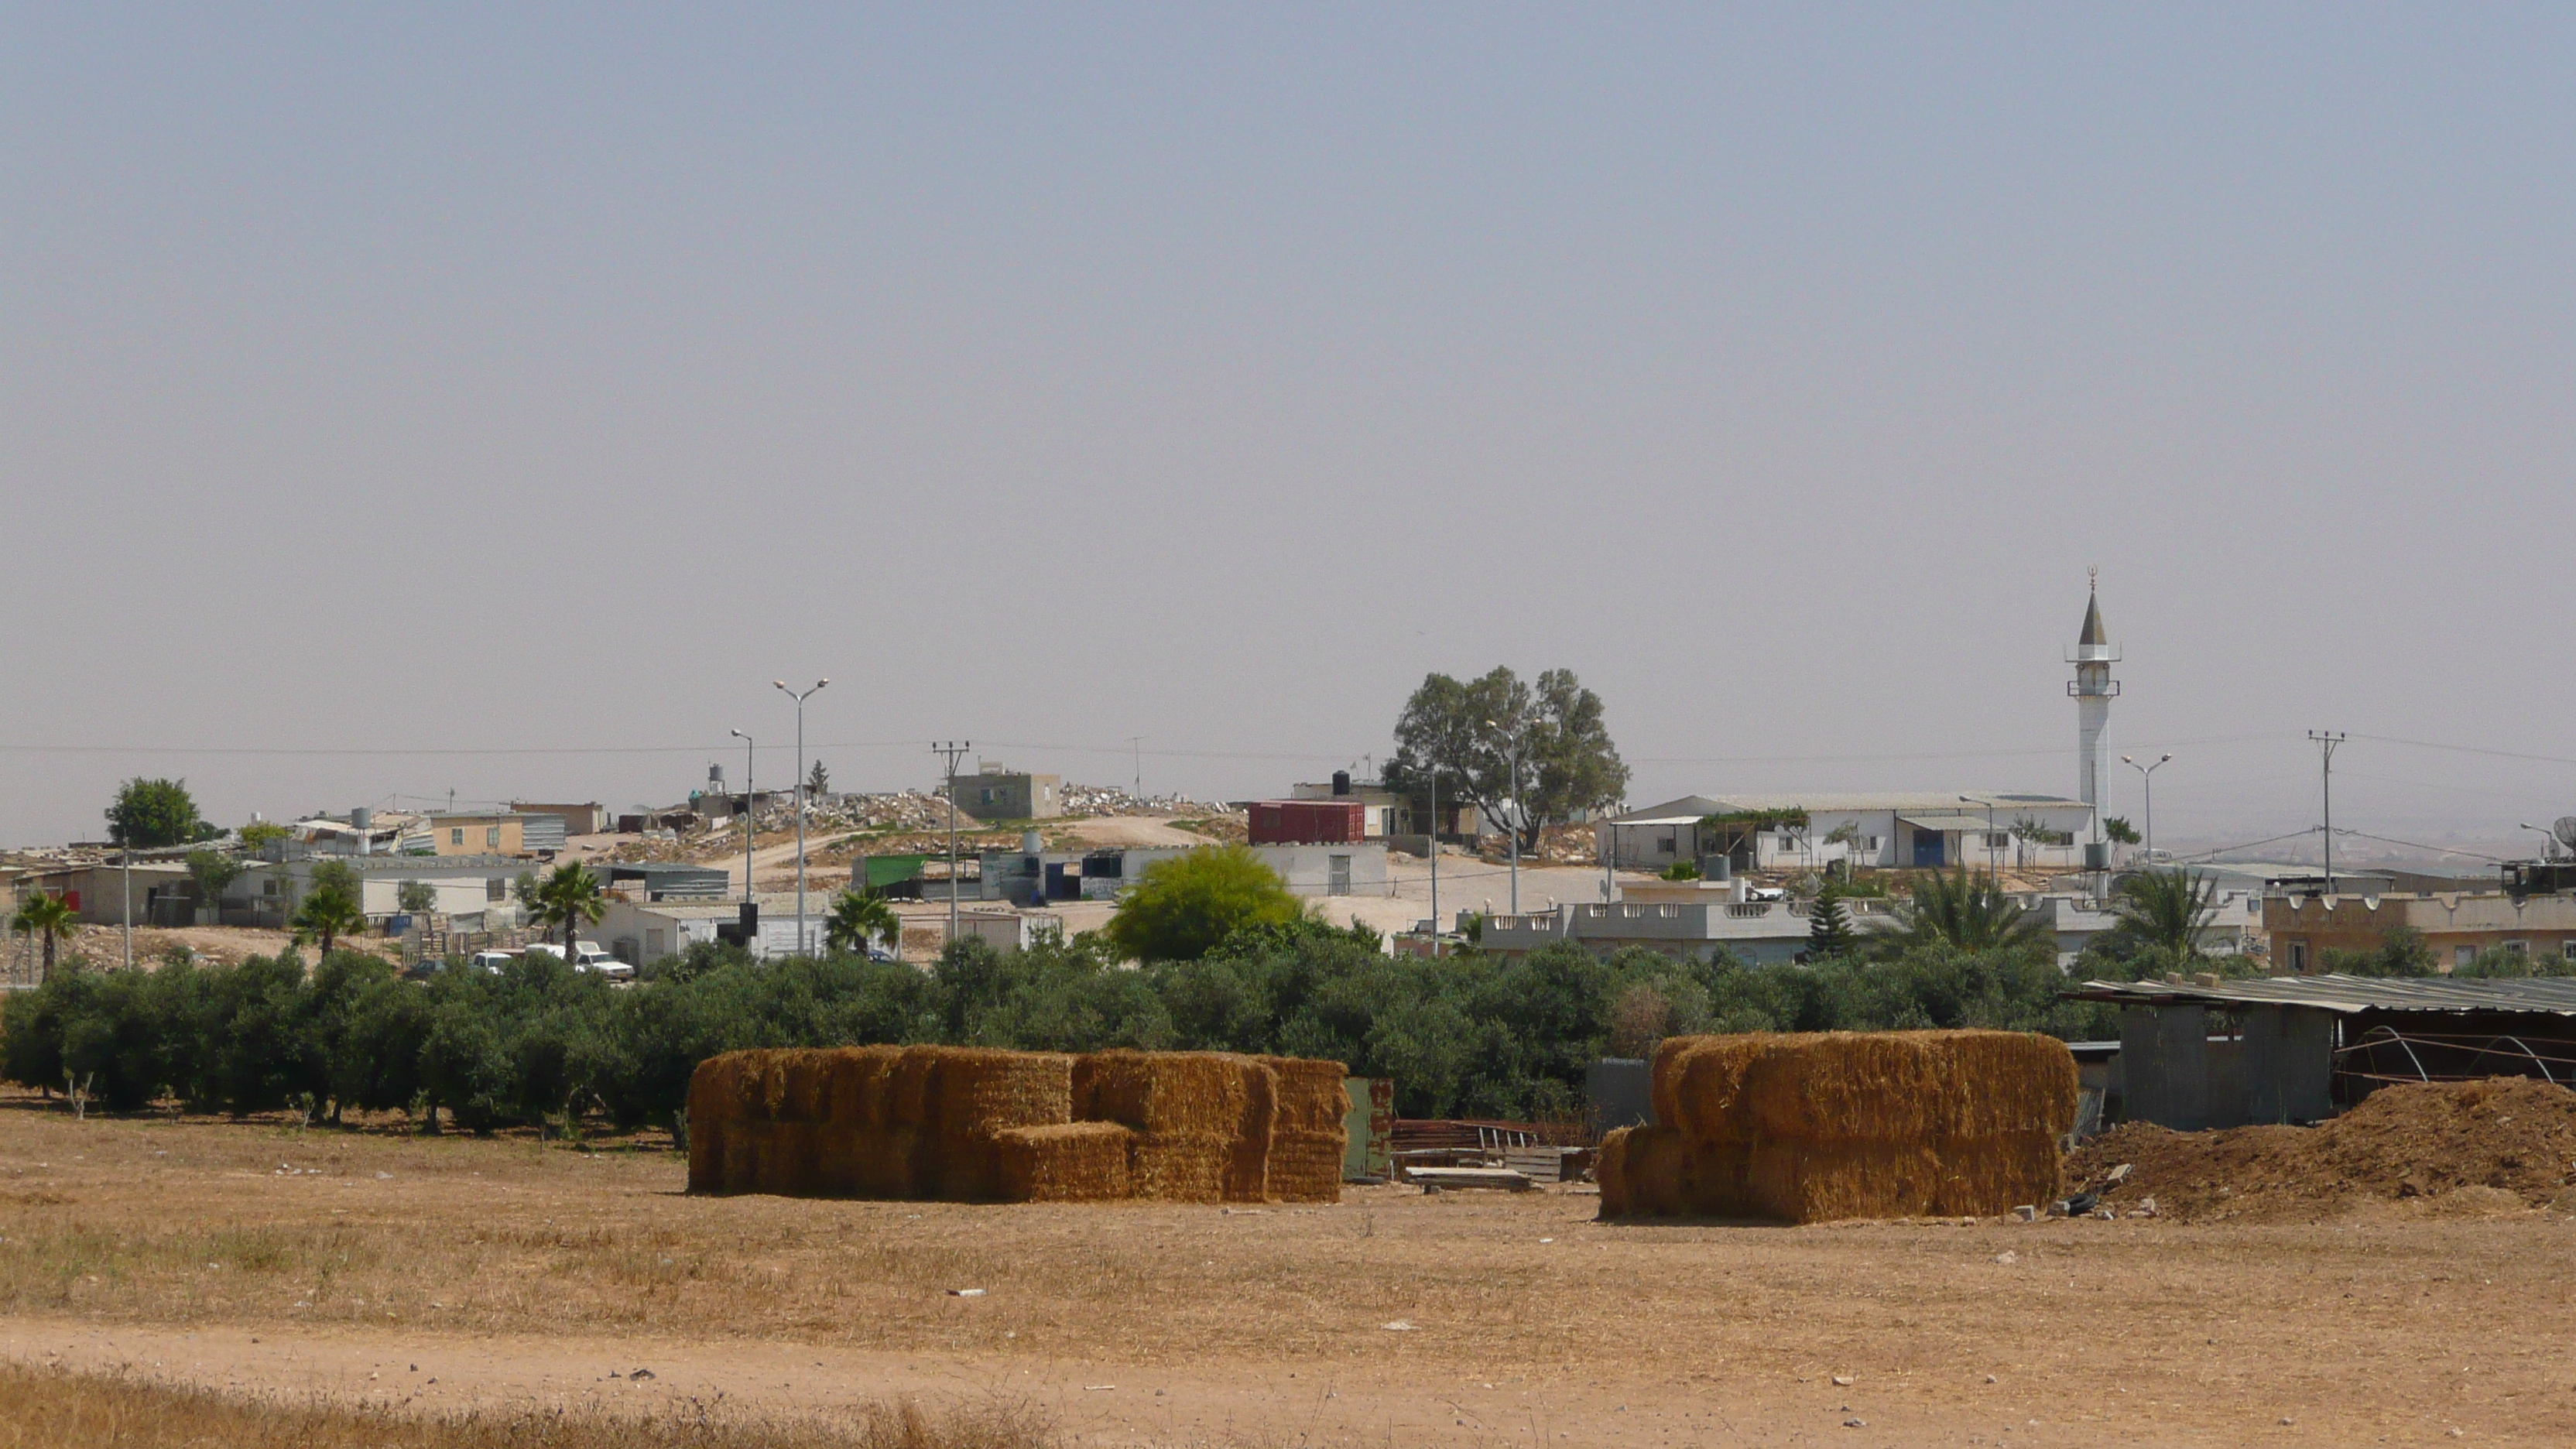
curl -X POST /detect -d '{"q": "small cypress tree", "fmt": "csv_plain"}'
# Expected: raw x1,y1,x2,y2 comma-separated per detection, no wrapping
1807,888,1856,959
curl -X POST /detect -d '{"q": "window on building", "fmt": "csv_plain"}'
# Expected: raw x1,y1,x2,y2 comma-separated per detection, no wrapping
1986,833,2010,850
2455,945,2477,969
450,827,465,847
486,878,507,901
2287,940,2307,973
1656,834,1677,855
2505,940,2529,957
2564,940,2576,964
263,878,279,897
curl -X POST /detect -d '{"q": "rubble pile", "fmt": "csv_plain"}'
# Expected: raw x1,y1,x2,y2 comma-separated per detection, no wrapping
2067,1077,2576,1224
1059,783,1234,818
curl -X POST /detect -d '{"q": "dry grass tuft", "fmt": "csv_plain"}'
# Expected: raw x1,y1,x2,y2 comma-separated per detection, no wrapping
0,1362,1054,1449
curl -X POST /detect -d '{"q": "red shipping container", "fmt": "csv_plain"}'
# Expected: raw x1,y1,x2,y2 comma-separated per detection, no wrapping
1248,800,1364,845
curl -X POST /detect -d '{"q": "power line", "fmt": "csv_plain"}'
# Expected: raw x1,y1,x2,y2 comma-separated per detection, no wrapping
2347,732,2576,769
2169,827,2321,863
2328,827,2508,864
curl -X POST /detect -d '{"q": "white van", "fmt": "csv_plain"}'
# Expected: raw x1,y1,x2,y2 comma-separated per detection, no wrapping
467,950,518,972
526,940,634,981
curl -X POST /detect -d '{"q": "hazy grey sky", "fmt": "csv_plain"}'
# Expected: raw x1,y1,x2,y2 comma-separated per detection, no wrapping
6,5,2573,855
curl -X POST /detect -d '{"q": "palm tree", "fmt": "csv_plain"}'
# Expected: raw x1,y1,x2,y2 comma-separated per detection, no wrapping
1869,868,2050,956
824,887,899,958
10,892,78,978
2110,866,2218,961
528,862,607,957
289,864,368,957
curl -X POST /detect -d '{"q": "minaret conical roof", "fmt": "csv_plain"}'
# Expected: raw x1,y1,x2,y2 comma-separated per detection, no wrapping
2078,585,2108,647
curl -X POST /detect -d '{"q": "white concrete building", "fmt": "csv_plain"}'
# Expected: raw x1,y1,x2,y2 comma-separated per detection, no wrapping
1598,792,2095,874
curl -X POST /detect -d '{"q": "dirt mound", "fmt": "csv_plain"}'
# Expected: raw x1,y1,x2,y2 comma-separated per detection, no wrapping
2067,1077,2576,1224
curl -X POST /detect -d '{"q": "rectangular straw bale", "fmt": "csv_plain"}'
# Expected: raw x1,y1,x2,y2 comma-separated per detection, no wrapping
1738,1032,2075,1142
1253,1055,1350,1134
933,1050,1075,1137
755,1120,824,1197
718,1119,763,1195
1223,1060,1278,1204
1264,1129,1346,1203
685,1056,737,1194
888,1047,944,1127
1661,1036,1773,1142
845,1124,926,1199
1738,1131,2063,1223
1598,1125,1757,1218
825,1046,904,1126
1074,1051,1251,1136
994,1122,1135,1202
780,1052,835,1122
1127,1132,1234,1204
1654,1031,2077,1145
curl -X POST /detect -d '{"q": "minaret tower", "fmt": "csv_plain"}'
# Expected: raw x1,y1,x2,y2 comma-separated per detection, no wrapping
2069,568,2120,818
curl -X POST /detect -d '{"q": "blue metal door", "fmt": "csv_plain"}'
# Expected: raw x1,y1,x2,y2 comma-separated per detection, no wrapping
1911,831,1946,868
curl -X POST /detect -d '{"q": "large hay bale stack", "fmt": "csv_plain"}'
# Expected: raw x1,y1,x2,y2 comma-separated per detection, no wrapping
1611,1031,2075,1223
1255,1054,1350,1203
685,1045,1349,1206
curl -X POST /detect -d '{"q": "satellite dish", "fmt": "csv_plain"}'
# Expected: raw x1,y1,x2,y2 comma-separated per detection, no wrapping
2555,817,2576,851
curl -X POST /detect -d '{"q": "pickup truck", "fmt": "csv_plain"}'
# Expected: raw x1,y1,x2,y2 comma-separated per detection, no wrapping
523,940,635,980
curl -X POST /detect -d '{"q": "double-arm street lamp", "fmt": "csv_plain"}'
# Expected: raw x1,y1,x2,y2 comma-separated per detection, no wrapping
774,680,827,954
2122,753,2173,860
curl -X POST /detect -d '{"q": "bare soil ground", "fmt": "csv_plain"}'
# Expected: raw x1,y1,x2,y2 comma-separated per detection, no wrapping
3,1093,2574,1445
20,923,398,973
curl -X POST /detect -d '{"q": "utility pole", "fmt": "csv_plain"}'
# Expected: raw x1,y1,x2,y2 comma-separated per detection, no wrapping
121,839,132,971
775,680,828,955
2309,731,2345,895
1427,765,1439,956
729,730,755,903
933,741,971,946
1128,736,1145,803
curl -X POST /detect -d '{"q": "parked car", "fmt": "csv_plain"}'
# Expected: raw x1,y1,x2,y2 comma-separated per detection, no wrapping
466,950,518,971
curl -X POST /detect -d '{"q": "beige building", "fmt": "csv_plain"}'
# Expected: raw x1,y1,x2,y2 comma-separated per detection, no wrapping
952,766,1061,821
2265,891,2576,974
412,814,532,858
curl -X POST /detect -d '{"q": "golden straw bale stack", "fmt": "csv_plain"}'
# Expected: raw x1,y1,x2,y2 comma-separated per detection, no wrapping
927,1048,1074,1201
1598,1125,1757,1219
1738,1132,2060,1221
995,1122,1136,1202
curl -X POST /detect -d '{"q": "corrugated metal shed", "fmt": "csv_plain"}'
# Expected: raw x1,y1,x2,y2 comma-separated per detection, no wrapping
2067,973,2576,1016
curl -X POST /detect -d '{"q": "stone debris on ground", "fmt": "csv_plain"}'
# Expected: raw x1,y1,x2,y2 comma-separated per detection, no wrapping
2065,1077,2576,1225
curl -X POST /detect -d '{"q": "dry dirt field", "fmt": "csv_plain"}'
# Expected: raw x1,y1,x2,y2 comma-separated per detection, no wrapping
2,1092,2573,1447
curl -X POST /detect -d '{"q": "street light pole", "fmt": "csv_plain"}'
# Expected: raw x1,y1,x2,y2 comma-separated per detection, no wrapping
729,730,755,905
2121,753,2173,860
1129,735,1145,802
1427,765,1439,956
2519,823,2563,862
1485,719,1521,916
774,680,827,955
1961,796,1995,879
122,840,132,971
933,741,971,947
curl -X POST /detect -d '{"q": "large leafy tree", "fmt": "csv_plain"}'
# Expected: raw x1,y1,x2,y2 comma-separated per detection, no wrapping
1103,845,1304,963
289,861,367,957
105,778,217,848
528,863,607,955
1870,870,2051,957
9,893,78,977
1384,666,1629,849
824,887,899,957
2109,867,2218,960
